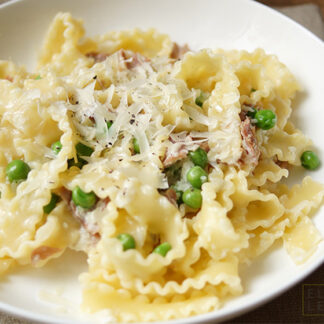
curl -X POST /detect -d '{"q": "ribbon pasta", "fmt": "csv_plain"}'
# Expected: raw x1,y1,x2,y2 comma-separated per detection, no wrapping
0,12,322,322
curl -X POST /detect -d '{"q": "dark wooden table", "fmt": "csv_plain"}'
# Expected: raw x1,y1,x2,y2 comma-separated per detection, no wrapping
259,0,324,17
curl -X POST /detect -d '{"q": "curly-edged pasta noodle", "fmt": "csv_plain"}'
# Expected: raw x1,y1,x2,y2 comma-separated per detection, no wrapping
258,122,312,166
176,50,242,164
0,87,81,267
217,48,301,100
226,167,286,231
0,11,323,322
283,216,322,265
91,28,173,59
247,158,289,187
239,177,324,263
38,13,88,75
193,169,249,260
81,253,241,322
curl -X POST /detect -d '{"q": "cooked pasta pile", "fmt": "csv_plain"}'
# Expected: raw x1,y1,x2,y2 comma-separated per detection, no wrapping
0,12,323,322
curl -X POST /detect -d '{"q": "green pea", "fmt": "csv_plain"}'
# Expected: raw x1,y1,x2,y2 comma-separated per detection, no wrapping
6,160,31,183
75,142,94,157
251,88,257,92
189,148,208,168
106,120,113,129
182,188,202,209
35,75,41,80
51,141,62,155
195,91,208,107
133,138,140,154
254,110,276,130
68,156,88,169
43,193,60,214
187,166,208,189
72,186,97,209
117,233,136,251
153,242,171,257
247,107,257,118
300,151,320,170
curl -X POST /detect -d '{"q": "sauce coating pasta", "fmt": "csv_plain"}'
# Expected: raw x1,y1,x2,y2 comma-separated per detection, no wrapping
0,12,323,322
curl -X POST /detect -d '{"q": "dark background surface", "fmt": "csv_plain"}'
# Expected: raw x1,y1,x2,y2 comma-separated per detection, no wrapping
260,0,324,17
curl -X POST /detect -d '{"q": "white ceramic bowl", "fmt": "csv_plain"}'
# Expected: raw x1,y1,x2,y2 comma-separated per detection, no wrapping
0,0,323,323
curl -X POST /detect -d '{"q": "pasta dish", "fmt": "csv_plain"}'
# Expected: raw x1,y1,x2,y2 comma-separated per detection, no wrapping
0,12,323,322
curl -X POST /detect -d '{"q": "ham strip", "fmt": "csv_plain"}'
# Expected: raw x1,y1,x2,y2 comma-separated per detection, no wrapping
240,117,260,167
57,186,71,203
274,156,290,169
161,188,178,207
120,50,150,69
56,187,101,239
162,132,210,168
163,143,189,167
163,134,209,168
86,52,109,62
31,246,61,264
276,160,290,169
198,141,210,153
170,42,190,60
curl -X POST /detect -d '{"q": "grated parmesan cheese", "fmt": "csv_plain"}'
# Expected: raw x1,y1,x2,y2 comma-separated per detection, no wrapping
59,49,242,190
